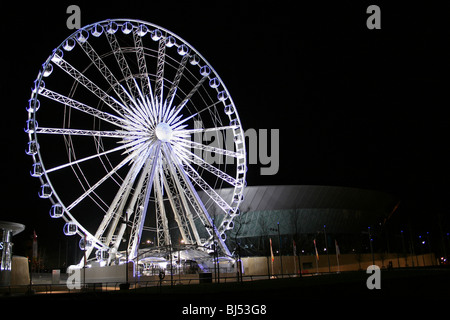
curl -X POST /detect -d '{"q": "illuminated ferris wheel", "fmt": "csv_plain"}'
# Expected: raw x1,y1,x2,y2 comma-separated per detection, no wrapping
25,19,246,267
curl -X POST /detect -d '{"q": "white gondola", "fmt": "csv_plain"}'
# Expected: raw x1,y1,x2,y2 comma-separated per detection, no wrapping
209,78,220,88
63,222,77,236
49,203,63,218
24,119,37,134
50,49,63,63
177,44,189,56
189,54,200,65
27,98,40,113
106,21,118,34
76,29,89,43
32,79,45,94
121,21,133,34
38,183,52,198
237,164,246,174
30,162,44,177
96,249,109,261
217,91,228,101
234,133,243,143
229,119,238,127
236,178,246,188
136,24,148,37
91,23,103,37
224,104,234,115
42,63,53,77
79,237,93,250
63,38,76,51
151,29,162,41
165,36,176,47
225,221,234,230
200,65,211,76
26,140,39,155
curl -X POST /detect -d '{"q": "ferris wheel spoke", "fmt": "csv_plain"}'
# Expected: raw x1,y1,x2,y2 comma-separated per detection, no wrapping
105,31,141,101
93,153,147,250
36,127,133,139
66,141,150,212
121,98,153,132
133,30,154,100
174,125,239,135
174,145,238,186
169,74,208,119
76,36,134,108
106,145,156,254
153,172,172,246
52,56,127,118
85,154,147,259
163,144,231,256
164,54,189,120
39,88,127,129
127,142,161,259
132,78,154,119
45,137,148,174
162,158,201,245
154,38,166,110
162,144,212,237
169,100,223,131
180,160,233,214
172,137,243,159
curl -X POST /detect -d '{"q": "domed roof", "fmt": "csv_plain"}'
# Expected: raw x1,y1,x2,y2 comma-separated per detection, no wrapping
201,185,397,235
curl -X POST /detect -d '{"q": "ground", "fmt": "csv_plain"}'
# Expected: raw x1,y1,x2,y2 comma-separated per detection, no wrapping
3,267,449,304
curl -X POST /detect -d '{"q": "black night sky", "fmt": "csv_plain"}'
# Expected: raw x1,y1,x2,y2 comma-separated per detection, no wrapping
2,1,449,266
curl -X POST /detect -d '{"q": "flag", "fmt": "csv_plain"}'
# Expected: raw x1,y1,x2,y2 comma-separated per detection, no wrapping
335,239,340,258
270,238,274,262
313,239,319,261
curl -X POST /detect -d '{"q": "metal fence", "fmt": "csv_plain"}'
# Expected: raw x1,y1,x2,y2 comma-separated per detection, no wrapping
0,272,306,297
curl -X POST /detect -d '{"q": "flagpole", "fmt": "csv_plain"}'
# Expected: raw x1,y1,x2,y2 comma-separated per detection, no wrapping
335,239,341,273
270,238,275,279
293,239,297,276
313,238,319,274
336,253,340,273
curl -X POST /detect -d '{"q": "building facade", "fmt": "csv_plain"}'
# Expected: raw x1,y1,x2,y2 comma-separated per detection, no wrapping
0,221,25,286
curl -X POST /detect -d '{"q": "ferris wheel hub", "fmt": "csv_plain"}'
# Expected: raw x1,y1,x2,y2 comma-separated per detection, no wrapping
155,122,173,142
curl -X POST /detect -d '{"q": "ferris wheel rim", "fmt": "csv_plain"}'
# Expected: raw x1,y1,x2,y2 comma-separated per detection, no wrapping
26,18,247,263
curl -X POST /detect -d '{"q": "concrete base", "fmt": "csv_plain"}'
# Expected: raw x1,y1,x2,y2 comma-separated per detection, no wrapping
69,262,135,284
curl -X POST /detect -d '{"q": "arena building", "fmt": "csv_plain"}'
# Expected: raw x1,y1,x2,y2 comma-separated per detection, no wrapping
199,185,399,258
198,185,438,275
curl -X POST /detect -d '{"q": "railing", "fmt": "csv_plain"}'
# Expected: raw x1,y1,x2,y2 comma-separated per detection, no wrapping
6,266,438,297
0,272,304,296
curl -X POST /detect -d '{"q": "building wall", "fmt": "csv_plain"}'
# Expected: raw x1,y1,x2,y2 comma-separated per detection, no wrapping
10,256,30,285
242,253,437,276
